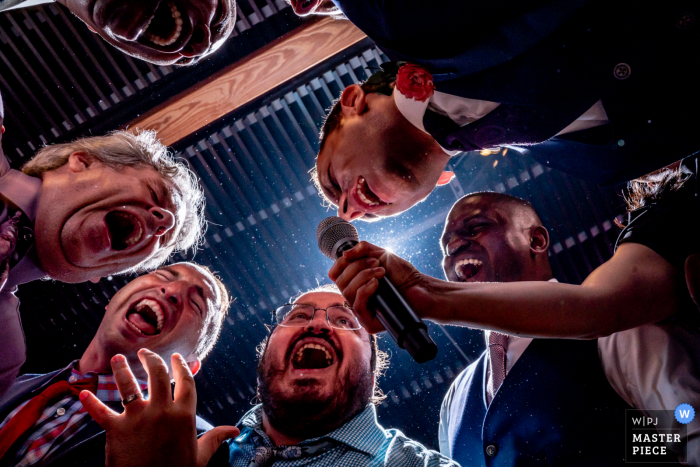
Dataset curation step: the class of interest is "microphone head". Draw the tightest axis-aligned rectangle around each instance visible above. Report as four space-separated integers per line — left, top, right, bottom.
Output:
317 216 359 259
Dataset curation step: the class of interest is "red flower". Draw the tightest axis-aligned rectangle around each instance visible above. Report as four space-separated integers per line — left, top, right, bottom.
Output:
396 64 435 102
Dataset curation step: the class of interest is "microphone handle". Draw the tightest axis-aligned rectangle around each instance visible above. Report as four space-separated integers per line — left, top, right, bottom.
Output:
335 240 437 363
369 277 438 364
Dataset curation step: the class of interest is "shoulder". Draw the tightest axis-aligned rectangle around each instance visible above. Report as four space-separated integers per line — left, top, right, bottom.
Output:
383 429 461 466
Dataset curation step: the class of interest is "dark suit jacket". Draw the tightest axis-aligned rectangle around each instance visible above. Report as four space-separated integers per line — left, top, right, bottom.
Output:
0 364 213 467
333 0 700 184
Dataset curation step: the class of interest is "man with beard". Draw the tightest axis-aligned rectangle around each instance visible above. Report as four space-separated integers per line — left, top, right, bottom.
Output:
80 285 460 467
0 0 236 66
0 90 206 399
0 262 231 466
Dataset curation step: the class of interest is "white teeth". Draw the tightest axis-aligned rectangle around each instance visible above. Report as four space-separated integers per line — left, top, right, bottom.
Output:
357 177 380 206
294 343 333 363
454 258 483 279
123 221 143 247
135 298 164 332
146 2 183 47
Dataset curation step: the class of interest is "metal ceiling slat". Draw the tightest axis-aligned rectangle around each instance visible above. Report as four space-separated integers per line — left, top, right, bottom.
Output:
38 9 112 106
19 10 94 120
4 13 82 118
0 22 69 130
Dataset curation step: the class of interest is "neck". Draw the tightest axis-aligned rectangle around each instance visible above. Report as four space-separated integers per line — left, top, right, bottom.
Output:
261 410 305 446
77 340 112 375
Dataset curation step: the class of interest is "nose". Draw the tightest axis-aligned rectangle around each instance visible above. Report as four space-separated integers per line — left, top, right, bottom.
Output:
149 207 176 237
160 284 182 309
304 311 332 334
182 25 211 57
446 236 469 257
337 192 364 222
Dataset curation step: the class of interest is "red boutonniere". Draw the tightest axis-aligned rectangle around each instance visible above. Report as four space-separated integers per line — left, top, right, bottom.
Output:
396 63 435 102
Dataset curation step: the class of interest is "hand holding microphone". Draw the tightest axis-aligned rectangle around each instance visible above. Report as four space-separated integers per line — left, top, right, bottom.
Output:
319 217 438 363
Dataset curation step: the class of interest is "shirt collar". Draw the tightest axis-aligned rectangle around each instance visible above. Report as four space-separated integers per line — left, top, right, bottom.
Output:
0 168 42 222
239 404 387 457
393 89 461 157
66 360 149 403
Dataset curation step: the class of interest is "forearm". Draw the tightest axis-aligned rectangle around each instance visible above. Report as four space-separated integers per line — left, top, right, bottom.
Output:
422 274 677 339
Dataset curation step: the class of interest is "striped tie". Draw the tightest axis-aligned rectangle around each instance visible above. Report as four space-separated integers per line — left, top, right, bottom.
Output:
486 332 509 406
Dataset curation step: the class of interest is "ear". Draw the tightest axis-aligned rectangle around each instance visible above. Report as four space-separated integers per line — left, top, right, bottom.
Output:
67 152 97 173
530 225 550 255
185 356 201 376
436 171 455 186
339 84 367 117
88 276 101 284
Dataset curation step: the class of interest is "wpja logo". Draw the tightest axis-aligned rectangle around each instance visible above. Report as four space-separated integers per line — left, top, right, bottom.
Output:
625 406 691 463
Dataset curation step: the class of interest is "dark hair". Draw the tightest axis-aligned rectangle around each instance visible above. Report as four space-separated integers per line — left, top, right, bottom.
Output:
457 191 543 223
257 284 389 404
624 169 691 212
310 79 395 208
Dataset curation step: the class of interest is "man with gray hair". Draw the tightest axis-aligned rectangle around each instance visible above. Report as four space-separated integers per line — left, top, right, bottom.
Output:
0 91 206 398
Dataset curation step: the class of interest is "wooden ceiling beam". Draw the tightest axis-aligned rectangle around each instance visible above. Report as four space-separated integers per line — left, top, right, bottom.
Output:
128 17 367 147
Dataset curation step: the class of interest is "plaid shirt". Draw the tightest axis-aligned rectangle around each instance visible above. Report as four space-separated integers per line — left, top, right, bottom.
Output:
0 361 148 466
222 404 460 467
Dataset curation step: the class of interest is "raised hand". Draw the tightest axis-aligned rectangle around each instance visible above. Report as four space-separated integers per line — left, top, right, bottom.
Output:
80 350 239 467
328 241 435 333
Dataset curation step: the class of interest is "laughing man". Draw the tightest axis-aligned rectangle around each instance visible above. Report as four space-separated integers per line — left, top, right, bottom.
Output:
0 262 230 466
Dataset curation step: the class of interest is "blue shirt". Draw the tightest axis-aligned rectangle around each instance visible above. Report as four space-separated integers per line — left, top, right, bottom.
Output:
221 404 460 467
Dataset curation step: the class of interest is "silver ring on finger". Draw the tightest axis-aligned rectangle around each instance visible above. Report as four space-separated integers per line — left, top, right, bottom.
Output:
121 392 143 407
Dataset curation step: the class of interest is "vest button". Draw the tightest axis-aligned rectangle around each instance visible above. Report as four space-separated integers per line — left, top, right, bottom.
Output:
613 63 631 80
485 444 498 457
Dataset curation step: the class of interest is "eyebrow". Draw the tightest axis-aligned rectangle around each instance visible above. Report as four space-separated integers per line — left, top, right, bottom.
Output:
294 302 345 307
162 266 210 312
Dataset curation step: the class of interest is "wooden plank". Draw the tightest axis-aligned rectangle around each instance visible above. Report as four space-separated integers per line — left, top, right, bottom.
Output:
129 17 367 146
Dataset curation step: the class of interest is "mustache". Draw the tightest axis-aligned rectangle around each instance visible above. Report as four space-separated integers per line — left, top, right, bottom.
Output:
285 331 342 363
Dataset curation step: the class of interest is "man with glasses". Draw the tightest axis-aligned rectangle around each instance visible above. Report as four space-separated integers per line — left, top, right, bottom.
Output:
81 284 460 467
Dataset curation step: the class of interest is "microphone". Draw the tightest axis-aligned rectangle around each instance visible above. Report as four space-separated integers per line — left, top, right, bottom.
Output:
317 217 438 363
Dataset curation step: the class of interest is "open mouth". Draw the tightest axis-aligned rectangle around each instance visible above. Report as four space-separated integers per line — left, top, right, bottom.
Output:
292 343 334 370
292 0 318 14
105 211 143 251
355 176 390 208
454 258 483 281
143 2 184 47
126 298 165 336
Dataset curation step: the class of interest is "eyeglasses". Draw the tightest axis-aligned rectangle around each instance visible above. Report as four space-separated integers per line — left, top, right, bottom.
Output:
273 304 362 330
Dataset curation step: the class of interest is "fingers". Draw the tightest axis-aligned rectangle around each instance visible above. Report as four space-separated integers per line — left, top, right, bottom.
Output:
342 264 385 300
172 353 197 413
80 390 118 430
342 241 384 261
111 355 145 410
196 426 240 467
138 349 172 405
332 257 381 291
328 242 384 282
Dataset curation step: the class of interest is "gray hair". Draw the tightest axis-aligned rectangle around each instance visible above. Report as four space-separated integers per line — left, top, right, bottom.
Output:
22 129 206 271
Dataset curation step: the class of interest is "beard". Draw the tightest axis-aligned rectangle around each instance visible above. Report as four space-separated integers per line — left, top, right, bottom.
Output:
256 343 374 440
